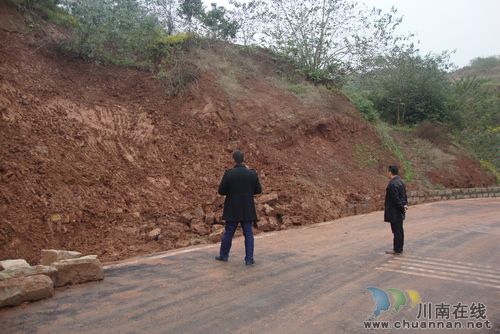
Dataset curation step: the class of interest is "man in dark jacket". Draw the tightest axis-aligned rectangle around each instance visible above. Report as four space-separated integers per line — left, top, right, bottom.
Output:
384 165 408 255
216 150 262 265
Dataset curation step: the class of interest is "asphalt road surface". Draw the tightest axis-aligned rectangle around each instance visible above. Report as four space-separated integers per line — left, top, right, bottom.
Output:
1 198 499 334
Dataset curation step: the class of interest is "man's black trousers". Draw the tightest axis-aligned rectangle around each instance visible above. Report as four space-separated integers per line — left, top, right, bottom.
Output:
390 220 404 253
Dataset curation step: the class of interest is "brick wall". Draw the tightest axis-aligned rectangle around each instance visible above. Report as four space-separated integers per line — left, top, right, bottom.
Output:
407 187 500 205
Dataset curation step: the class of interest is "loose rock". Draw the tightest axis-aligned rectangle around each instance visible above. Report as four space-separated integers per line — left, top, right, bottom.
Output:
204 212 215 225
0 259 31 271
257 192 279 205
147 228 162 241
0 265 57 284
179 211 193 225
263 204 275 216
258 217 279 232
175 239 190 248
0 275 54 307
52 255 104 287
40 249 82 266
209 226 224 243
274 204 286 216
193 205 204 220
190 219 211 236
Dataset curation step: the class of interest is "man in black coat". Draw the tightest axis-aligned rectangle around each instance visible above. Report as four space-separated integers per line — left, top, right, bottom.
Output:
216 150 262 265
384 165 408 255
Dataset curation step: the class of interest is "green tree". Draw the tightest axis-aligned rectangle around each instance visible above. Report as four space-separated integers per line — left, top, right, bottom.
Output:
202 3 239 40
260 0 409 84
229 0 265 46
144 0 181 35
61 0 164 66
361 46 455 125
452 76 500 168
469 56 500 69
179 0 204 29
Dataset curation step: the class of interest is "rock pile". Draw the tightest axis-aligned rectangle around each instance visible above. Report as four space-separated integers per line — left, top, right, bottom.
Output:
187 192 301 239
0 250 104 308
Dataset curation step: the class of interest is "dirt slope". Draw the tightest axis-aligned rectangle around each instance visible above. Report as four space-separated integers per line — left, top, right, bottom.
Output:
0 3 495 263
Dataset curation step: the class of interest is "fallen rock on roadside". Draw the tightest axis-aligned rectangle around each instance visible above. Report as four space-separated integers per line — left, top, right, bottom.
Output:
0 251 105 308
190 219 211 236
40 249 82 266
0 265 57 284
52 255 104 287
0 259 31 271
258 216 279 232
0 275 54 307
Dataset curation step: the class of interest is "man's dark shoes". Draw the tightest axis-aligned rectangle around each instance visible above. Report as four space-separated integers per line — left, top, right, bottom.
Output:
215 256 228 262
385 250 403 255
245 259 255 266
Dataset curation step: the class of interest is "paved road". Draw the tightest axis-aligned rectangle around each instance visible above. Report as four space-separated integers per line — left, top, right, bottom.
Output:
1 198 499 333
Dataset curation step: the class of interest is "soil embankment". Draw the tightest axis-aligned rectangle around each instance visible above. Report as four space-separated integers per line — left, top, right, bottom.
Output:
0 2 494 263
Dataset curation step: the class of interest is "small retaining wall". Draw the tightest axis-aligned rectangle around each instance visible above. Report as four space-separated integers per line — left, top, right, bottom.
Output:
408 186 500 205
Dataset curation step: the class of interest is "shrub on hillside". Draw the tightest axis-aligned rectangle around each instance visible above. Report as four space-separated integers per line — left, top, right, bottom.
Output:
342 87 379 122
480 160 500 185
9 0 78 27
470 56 500 69
156 61 200 96
288 84 306 96
374 121 414 183
149 32 193 64
415 120 450 145
452 77 500 170
59 0 171 67
365 49 456 125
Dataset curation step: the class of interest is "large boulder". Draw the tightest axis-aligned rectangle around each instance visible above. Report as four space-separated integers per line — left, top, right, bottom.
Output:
52 255 104 287
0 259 31 271
0 265 57 284
0 275 54 307
40 249 82 266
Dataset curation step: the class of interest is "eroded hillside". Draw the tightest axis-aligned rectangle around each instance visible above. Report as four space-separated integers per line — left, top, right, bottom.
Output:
0 2 495 263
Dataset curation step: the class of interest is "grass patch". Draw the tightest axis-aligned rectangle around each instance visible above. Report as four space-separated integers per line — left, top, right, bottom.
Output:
342 87 378 122
480 160 500 185
433 183 446 190
353 144 378 168
40 5 78 27
8 0 78 27
288 84 306 96
374 121 414 183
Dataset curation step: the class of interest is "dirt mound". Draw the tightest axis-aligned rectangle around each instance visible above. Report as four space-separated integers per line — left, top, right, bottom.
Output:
0 4 495 263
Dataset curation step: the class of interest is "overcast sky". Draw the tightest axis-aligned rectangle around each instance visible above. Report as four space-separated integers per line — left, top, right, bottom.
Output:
203 0 500 67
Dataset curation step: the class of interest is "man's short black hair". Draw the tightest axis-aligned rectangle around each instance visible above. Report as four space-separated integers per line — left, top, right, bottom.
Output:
388 165 399 175
233 150 244 163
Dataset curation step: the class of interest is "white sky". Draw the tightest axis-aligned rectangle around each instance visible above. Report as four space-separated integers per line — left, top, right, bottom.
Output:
203 0 500 67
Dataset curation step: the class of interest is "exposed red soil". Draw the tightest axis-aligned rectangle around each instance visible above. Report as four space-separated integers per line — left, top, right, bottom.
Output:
426 155 494 188
0 3 495 263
